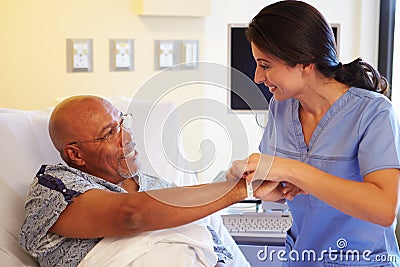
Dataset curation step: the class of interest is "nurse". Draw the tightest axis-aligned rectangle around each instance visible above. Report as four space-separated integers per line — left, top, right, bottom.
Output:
227 1 400 266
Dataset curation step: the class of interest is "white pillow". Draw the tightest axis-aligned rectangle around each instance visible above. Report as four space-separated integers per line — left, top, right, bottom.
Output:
0 109 61 266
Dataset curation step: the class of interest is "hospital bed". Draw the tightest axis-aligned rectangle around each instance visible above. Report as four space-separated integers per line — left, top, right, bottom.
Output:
0 96 247 266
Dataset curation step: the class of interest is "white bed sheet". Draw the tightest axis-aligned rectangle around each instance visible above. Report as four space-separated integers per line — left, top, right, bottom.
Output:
79 214 250 267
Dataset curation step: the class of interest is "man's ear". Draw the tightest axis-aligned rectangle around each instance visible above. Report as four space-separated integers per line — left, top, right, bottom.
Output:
64 145 85 167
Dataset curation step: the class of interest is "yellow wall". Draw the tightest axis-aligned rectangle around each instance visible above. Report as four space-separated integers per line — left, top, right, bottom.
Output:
0 0 205 109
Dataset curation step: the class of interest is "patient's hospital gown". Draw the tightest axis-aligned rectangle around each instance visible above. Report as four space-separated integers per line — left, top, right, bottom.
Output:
19 164 237 267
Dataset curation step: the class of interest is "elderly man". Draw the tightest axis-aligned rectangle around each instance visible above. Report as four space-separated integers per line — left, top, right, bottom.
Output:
19 95 279 266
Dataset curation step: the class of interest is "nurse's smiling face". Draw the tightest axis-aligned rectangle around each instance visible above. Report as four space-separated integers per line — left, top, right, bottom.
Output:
251 42 306 101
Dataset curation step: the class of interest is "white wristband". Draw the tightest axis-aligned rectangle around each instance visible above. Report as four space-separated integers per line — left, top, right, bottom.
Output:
246 181 254 199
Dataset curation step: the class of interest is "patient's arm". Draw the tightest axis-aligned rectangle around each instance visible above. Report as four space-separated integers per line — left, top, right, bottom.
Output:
49 179 251 238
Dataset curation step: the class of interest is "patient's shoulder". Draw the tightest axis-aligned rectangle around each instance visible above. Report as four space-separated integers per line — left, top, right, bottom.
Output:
28 164 125 201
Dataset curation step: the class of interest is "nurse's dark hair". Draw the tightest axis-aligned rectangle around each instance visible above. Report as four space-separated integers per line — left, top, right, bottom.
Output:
246 0 389 97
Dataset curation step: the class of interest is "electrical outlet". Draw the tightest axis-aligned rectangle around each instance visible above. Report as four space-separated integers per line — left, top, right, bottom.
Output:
110 39 134 71
66 39 93 72
159 41 174 68
155 40 180 69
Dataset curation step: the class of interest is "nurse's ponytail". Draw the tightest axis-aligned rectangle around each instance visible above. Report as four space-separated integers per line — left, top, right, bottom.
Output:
333 58 390 97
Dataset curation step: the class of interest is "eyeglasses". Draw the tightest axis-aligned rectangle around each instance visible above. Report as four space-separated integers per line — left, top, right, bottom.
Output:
67 113 133 145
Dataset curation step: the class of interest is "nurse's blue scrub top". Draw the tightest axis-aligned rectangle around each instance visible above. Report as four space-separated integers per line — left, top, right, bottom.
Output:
259 87 400 266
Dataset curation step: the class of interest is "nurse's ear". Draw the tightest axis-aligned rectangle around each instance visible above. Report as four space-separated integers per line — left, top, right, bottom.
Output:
299 63 315 76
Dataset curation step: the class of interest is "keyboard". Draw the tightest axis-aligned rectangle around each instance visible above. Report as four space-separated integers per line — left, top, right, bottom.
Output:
222 212 292 242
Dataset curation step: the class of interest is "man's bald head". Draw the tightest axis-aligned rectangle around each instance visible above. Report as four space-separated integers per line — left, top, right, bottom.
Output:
49 95 117 153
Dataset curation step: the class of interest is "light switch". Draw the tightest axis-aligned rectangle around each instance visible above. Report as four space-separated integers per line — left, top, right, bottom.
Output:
182 40 199 68
66 39 93 73
110 39 134 71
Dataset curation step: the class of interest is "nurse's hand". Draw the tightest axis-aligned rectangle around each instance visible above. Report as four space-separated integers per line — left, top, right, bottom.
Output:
282 182 307 200
227 153 307 200
227 153 274 181
252 180 306 202
252 180 284 202
227 153 295 182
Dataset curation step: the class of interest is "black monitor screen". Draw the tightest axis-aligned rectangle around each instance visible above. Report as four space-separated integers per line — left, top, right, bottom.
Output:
229 25 272 111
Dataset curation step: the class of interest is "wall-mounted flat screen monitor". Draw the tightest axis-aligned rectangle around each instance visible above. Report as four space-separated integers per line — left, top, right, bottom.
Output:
228 24 272 112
